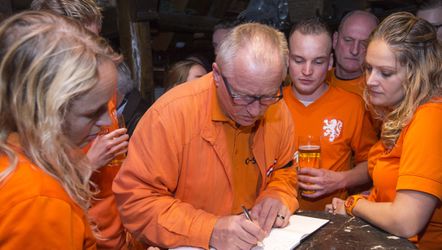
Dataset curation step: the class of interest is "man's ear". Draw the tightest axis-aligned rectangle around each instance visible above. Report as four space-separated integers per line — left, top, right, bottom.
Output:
328 53 334 71
332 31 338 49
212 62 220 87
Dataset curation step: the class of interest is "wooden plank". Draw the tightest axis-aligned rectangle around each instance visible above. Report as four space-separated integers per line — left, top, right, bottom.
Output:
116 0 155 105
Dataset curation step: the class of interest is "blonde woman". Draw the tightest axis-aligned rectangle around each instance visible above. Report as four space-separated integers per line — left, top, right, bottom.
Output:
0 11 122 249
327 12 442 249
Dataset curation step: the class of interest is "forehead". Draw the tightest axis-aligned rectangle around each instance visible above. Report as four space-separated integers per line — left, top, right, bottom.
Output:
341 14 377 39
366 39 397 65
290 31 332 55
417 6 442 23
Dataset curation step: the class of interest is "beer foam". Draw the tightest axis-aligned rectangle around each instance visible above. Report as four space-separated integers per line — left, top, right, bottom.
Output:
299 145 320 150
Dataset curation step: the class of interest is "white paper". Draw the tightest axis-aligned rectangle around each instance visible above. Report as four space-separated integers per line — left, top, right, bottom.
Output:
252 214 329 250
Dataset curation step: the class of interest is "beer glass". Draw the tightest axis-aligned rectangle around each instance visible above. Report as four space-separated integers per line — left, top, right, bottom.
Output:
298 135 321 194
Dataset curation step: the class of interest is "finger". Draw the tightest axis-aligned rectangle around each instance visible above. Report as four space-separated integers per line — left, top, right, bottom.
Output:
109 141 129 154
298 182 322 191
240 219 266 243
325 204 334 213
262 205 278 233
109 128 128 136
297 167 320 175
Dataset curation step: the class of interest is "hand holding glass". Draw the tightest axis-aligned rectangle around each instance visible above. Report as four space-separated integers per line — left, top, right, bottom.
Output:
298 135 321 195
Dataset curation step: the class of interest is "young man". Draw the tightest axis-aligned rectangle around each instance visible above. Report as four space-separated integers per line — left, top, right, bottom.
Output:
114 23 298 249
283 17 377 211
327 10 378 96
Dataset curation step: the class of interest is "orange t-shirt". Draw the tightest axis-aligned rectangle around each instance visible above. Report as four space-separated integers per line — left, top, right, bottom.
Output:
0 134 96 249
283 85 377 211
367 100 442 249
326 68 365 97
113 73 298 249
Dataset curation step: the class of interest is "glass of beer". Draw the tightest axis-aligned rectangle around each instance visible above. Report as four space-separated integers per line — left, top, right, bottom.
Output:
298 135 321 194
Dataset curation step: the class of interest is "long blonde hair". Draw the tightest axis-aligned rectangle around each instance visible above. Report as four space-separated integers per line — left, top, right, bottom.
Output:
0 11 121 210
364 12 442 149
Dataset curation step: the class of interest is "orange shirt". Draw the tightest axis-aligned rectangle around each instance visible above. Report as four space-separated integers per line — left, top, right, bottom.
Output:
283 85 377 211
367 100 442 249
326 68 365 96
0 134 96 249
113 73 298 249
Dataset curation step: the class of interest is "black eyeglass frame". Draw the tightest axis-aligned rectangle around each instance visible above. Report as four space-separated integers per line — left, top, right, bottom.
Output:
220 74 283 106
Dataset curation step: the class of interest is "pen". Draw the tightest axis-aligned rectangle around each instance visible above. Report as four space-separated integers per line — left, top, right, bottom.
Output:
241 205 264 248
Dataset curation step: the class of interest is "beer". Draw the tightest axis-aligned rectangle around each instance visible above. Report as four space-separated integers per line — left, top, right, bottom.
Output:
298 145 321 168
298 135 321 195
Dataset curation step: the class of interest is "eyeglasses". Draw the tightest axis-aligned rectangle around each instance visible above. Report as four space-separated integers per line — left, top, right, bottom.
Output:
221 74 283 106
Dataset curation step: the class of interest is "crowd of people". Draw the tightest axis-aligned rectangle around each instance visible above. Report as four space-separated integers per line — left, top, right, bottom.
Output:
0 0 441 249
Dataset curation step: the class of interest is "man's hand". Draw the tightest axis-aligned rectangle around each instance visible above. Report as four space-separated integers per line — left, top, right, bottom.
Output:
86 128 129 170
250 197 291 234
297 167 344 198
210 214 266 250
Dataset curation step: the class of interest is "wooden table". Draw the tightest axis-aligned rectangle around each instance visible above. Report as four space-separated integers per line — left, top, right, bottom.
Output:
295 210 417 249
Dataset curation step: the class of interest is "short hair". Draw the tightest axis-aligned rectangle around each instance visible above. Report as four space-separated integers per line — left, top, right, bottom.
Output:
289 17 332 43
0 11 121 210
30 0 102 27
163 58 206 91
117 61 136 96
418 0 442 11
364 12 442 149
338 10 379 32
216 22 288 78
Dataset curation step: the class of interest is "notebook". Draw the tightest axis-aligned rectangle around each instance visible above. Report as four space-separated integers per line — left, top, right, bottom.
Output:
251 214 329 250
170 214 328 250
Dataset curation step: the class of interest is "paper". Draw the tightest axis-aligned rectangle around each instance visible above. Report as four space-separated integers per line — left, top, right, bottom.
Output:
170 215 328 250
252 214 329 250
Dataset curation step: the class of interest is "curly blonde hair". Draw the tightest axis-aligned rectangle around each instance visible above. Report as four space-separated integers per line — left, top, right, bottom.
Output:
364 12 442 150
0 11 121 210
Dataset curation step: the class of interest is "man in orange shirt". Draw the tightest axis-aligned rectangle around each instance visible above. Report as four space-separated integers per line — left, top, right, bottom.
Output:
113 23 298 249
283 18 377 211
326 10 378 96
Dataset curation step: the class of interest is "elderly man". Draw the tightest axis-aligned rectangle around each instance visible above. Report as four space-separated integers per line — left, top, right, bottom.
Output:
283 17 377 211
327 10 378 96
417 0 442 41
113 23 298 249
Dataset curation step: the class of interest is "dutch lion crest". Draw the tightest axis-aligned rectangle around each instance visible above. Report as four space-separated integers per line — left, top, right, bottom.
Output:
323 119 342 142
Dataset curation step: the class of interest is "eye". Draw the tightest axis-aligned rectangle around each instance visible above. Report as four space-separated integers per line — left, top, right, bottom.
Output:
314 59 325 65
365 65 372 73
381 71 394 78
86 105 108 120
344 37 353 42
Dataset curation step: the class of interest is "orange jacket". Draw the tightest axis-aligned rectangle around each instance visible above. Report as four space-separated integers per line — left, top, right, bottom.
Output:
113 73 298 249
326 68 365 97
368 100 442 249
283 85 377 210
0 134 96 249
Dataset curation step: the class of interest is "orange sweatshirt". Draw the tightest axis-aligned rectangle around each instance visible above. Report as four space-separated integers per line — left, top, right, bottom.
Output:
0 134 96 249
367 100 442 249
113 73 298 249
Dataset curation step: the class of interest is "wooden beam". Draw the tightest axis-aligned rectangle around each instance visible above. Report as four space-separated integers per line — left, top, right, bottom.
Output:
116 0 155 105
157 13 219 33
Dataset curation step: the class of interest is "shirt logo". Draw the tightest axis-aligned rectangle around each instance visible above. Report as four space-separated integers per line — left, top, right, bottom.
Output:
323 119 342 142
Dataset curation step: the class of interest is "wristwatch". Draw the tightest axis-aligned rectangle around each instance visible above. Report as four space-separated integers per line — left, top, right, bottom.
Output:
344 194 365 216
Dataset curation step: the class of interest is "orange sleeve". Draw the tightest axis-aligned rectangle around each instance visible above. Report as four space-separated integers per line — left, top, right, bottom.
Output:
0 196 96 250
113 109 218 249
397 104 442 199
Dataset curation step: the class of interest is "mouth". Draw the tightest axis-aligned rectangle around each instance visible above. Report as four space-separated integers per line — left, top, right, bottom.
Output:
298 78 314 84
368 89 383 95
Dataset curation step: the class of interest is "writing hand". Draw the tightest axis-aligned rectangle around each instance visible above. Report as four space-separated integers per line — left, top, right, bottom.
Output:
251 197 290 234
210 214 266 250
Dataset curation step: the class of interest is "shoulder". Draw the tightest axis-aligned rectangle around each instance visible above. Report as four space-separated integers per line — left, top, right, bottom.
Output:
0 154 82 215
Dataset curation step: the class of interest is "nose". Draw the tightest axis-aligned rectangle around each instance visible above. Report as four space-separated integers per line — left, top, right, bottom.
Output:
302 62 313 76
97 110 113 127
350 41 360 56
365 70 377 87
246 99 263 117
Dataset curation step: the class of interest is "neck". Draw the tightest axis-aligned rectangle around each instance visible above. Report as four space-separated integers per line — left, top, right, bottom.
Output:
335 67 362 80
292 83 329 104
